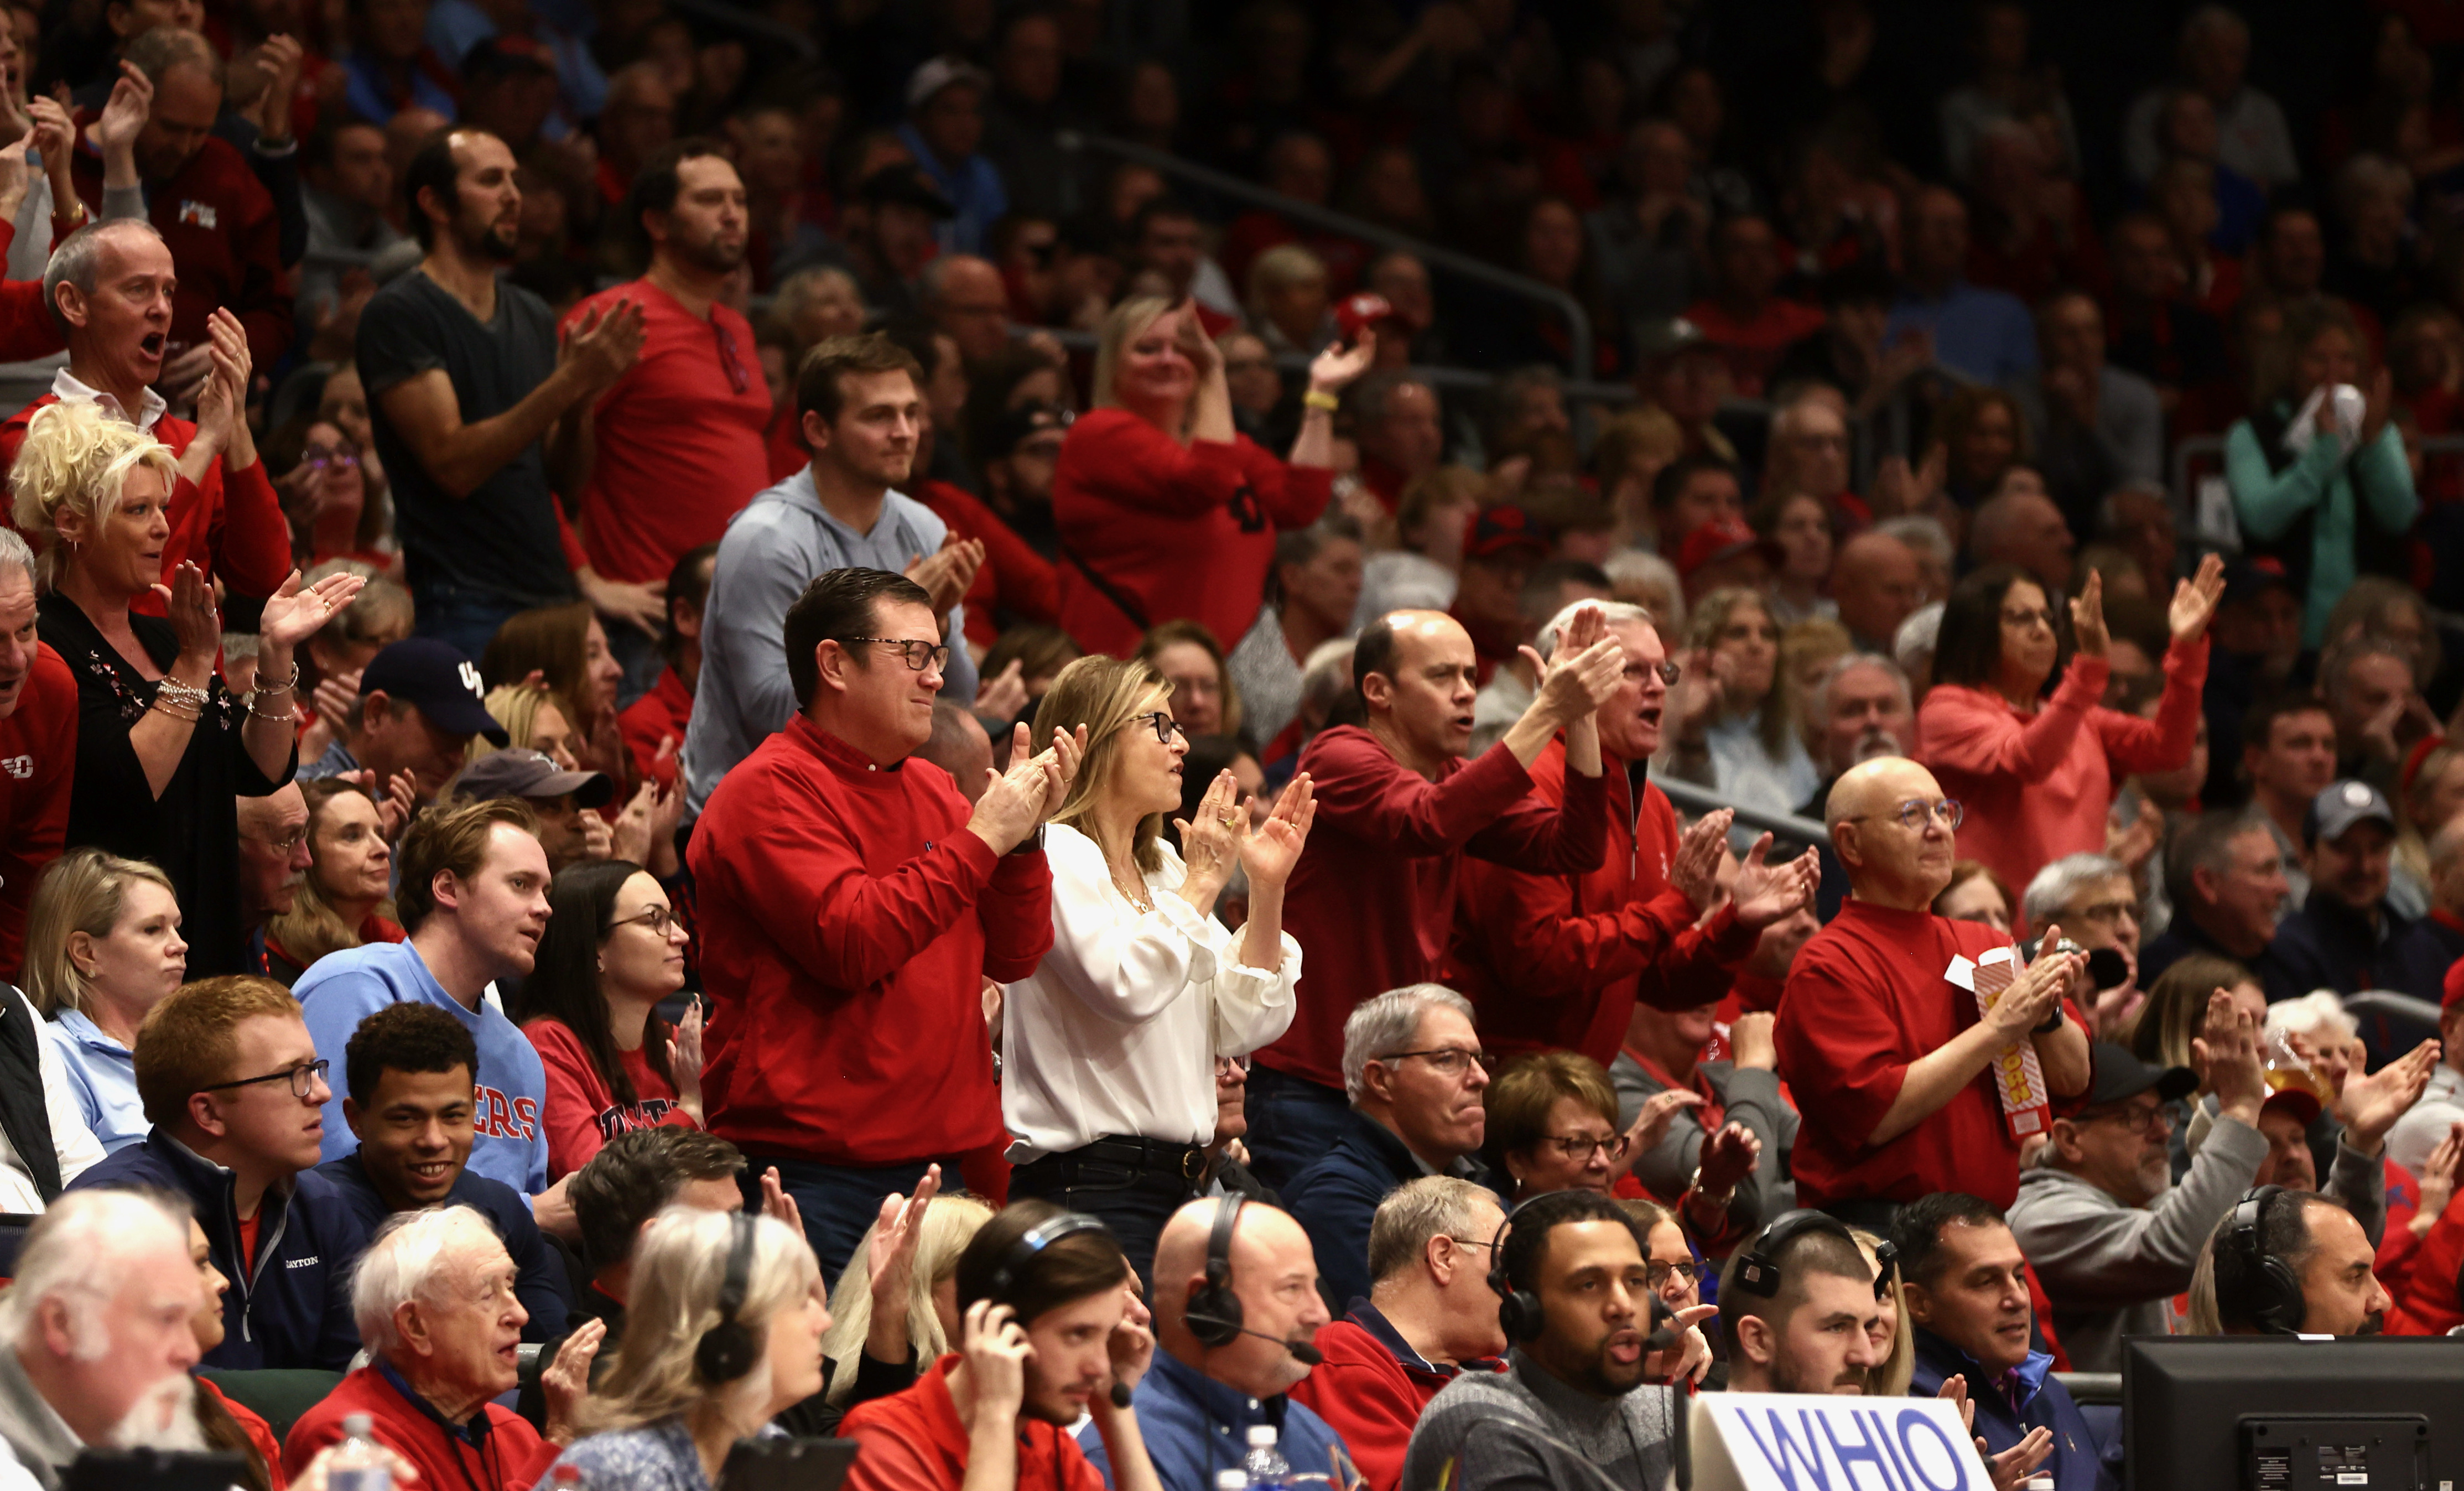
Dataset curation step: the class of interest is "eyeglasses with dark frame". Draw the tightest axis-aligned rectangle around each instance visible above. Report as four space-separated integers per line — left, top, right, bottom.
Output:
609 905 684 938
1623 660 1682 686
1373 1047 1494 1077
199 1058 330 1100
1646 1260 1703 1289
1129 710 1189 745
1843 797 1964 832
1536 1132 1621 1161
840 637 954 672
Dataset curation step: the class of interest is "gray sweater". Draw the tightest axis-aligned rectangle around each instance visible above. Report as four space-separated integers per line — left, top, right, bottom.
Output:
1400 1349 1676 1491
1610 1055 1798 1232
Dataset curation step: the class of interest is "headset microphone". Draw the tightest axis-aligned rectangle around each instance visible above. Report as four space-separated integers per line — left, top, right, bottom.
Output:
1186 1310 1325 1366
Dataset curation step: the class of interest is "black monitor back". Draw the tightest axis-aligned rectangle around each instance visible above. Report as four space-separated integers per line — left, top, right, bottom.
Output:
2123 1336 2464 1490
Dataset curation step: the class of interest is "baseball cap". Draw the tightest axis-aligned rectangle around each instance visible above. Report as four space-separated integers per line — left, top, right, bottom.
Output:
1463 505 1551 563
2221 556 2292 606
857 164 957 220
360 640 508 746
987 401 1073 461
2081 1042 2197 1109
1673 516 1774 581
906 55 990 111
2445 957 2464 1012
2260 1083 2323 1126
1334 292 1393 343
2305 779 2395 846
453 748 616 809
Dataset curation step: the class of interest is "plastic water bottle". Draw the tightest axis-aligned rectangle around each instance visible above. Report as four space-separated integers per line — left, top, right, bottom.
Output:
1241 1425 1290 1488
324 1414 392 1491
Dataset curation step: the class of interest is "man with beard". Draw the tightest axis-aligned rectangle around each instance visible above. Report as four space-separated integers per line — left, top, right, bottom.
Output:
1401 1189 1709 1491
564 139 773 694
0 1190 211 1485
1718 1211 1885 1396
1452 600 1819 1068
357 126 645 663
2206 1187 2394 1337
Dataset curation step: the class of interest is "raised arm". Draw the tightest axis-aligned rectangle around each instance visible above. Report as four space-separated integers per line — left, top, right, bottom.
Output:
375 297 641 500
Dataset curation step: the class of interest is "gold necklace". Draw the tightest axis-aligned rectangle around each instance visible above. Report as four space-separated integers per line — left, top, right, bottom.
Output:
1109 861 1155 913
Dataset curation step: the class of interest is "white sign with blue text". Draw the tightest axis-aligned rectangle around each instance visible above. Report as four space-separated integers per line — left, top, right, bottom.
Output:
1688 1393 1997 1491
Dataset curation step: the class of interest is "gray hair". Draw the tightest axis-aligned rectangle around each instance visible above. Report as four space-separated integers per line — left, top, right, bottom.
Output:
1805 651 1910 729
1604 550 1683 635
0 1189 190 1356
1875 515 1952 565
1295 637 1355 734
2320 631 2418 706
1536 599 1652 662
0 528 33 591
772 265 862 326
2165 808 2276 910
42 220 168 337
1366 1176 1499 1284
352 1205 506 1357
1341 983 1475 1105
125 25 223 87
2022 853 2128 932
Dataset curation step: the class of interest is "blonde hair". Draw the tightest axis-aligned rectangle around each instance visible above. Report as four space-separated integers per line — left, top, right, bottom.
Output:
816 1194 993 1405
1848 1228 1916 1396
1035 656 1174 875
22 848 178 1018
1092 295 1177 415
8 401 179 587
582 1208 822 1432
1246 242 1329 318
464 682 570 765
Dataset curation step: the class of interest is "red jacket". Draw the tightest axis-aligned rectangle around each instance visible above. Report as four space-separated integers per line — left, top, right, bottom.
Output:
283 1364 560 1491
1260 726 1609 1091
2 395 294 603
841 1353 1105 1491
617 666 690 790
200 1376 285 1489
1285 1312 1504 1491
71 129 292 369
0 644 74 984
0 221 66 362
1451 744 1756 1066
2390 1189 2464 1336
687 714 1051 1164
912 478 1059 648
1052 409 1330 657
1915 641 2206 921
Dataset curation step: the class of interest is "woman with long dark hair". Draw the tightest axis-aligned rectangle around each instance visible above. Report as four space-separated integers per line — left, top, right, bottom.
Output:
1915 557 2223 915
514 859 703 1181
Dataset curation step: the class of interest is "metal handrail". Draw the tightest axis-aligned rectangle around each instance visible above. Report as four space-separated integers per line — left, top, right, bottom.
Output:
1652 775 1828 846
1026 326 1636 406
2054 1371 2121 1406
1056 129 1595 381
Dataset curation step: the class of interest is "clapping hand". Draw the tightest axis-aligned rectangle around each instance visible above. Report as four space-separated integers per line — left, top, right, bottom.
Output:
1172 768 1246 898
154 562 220 669
2413 1124 2464 1238
539 1317 606 1445
2339 1038 2440 1154
1612 1089 1702 1171
2068 570 2110 657
665 995 704 1124
2167 553 2227 646
257 567 369 651
867 1163 942 1313
1308 329 1376 394
1729 833 1819 931
1694 1121 1763 1196
757 1166 802 1234
1982 927 2080 1044
1937 1377 2055 1491
1527 604 1624 726
1240 773 1315 889
1669 808 1731 912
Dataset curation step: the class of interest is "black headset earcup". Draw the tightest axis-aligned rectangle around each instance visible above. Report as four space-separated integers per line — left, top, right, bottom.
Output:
695 1319 757 1383
1186 1281 1244 1347
1496 1287 1545 1343
2258 1258 2307 1334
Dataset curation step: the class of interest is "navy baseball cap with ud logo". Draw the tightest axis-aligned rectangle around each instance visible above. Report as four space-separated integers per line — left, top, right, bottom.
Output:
359 640 508 746
2305 778 2395 846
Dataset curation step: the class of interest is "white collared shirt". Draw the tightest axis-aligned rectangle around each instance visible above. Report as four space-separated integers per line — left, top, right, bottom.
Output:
1002 823 1301 1160
50 365 169 432
0 989 105 1211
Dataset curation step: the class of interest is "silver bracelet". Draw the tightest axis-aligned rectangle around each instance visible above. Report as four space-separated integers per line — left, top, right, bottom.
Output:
251 660 301 696
154 678 210 715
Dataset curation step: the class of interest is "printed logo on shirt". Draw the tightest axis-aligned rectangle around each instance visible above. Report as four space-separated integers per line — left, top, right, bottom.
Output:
592 1098 677 1142
474 1086 540 1142
1228 481 1265 534
0 756 29 780
286 1255 320 1268
176 200 218 230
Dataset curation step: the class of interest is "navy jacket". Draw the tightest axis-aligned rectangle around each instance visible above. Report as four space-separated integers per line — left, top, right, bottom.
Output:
315 1150 571 1343
2267 896 2411 1004
2375 912 2463 1004
1283 1109 1495 1311
1910 1327 2114 1491
69 1131 365 1370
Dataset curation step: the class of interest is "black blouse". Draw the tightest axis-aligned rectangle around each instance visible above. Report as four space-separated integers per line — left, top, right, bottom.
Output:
38 592 293 978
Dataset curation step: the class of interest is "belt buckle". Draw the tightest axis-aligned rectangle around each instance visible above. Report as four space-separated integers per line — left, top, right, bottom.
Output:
1182 1146 1209 1184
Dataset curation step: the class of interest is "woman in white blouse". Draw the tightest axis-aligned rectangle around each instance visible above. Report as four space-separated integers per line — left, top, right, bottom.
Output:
1004 654 1314 1284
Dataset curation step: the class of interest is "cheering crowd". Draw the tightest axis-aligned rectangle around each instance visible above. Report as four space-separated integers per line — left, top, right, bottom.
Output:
0 0 2462 1488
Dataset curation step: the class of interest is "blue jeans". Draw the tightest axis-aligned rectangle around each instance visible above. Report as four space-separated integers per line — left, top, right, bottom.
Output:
1008 1149 1198 1297
741 1153 958 1290
1242 1067 1355 1191
414 584 528 667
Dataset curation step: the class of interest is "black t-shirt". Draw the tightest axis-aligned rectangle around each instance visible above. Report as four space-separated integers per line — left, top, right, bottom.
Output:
356 268 576 607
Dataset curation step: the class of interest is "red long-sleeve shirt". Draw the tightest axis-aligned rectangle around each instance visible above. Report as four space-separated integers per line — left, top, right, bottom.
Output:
0 222 66 363
1451 742 1757 1066
1776 898 2078 1211
283 1365 561 1491
1286 1317 1503 1491
2390 1191 2464 1336
913 478 1059 648
0 645 74 983
522 1016 697 1182
687 713 1051 1164
70 130 292 370
1259 725 1610 1092
1052 408 1330 657
617 666 690 790
1915 640 2206 919
1 395 294 602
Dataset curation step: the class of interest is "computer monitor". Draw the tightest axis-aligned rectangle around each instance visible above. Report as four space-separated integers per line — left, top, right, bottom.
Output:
2123 1336 2464 1490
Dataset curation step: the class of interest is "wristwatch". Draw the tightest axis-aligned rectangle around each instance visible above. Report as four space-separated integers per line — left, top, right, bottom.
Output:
1006 825 1045 856
2033 1003 2067 1035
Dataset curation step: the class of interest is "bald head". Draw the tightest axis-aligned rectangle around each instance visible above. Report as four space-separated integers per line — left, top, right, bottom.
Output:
1969 490 2075 591
1355 609 1482 768
1827 756 1959 908
922 253 1011 363
1152 1198 1329 1400
1834 533 1922 647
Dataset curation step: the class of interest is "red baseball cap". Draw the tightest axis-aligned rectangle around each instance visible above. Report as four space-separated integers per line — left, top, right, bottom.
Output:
1674 516 1774 580
1335 292 1394 343
2444 957 2464 1012
1464 505 1551 562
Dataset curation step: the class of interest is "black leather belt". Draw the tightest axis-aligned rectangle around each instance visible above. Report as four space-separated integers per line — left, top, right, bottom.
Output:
1029 1135 1212 1185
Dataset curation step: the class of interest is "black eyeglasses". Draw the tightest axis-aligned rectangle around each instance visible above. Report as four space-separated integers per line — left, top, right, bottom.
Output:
1646 1260 1703 1289
1374 1047 1494 1077
199 1058 329 1100
841 637 953 672
1844 797 1964 832
610 906 683 937
1130 710 1189 745
1537 1133 1620 1161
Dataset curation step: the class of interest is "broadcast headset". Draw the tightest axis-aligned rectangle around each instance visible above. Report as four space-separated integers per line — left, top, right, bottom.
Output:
1184 1193 1324 1365
696 1210 764 1383
1483 1193 1683 1345
1732 1209 1896 1302
989 1208 1140 1407
2221 1185 2307 1335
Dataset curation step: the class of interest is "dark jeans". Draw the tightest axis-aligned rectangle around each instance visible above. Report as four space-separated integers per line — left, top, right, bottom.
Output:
1243 1067 1355 1191
414 583 528 666
1008 1147 1200 1296
741 1153 958 1290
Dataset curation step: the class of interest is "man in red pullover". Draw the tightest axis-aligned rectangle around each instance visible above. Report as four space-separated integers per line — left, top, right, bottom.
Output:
0 529 72 984
3 220 290 605
1287 1176 1507 1491
1244 605 1625 1187
688 566 1078 1282
1450 600 1820 1067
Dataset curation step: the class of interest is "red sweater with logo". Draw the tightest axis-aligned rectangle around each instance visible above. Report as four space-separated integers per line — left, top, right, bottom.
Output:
1260 726 1609 1090
1052 409 1330 657
0 645 74 983
688 714 1051 1163
1451 741 1756 1066
523 1015 698 1182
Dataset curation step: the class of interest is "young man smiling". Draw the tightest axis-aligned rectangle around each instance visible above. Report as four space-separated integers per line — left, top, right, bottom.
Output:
316 1002 570 1341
